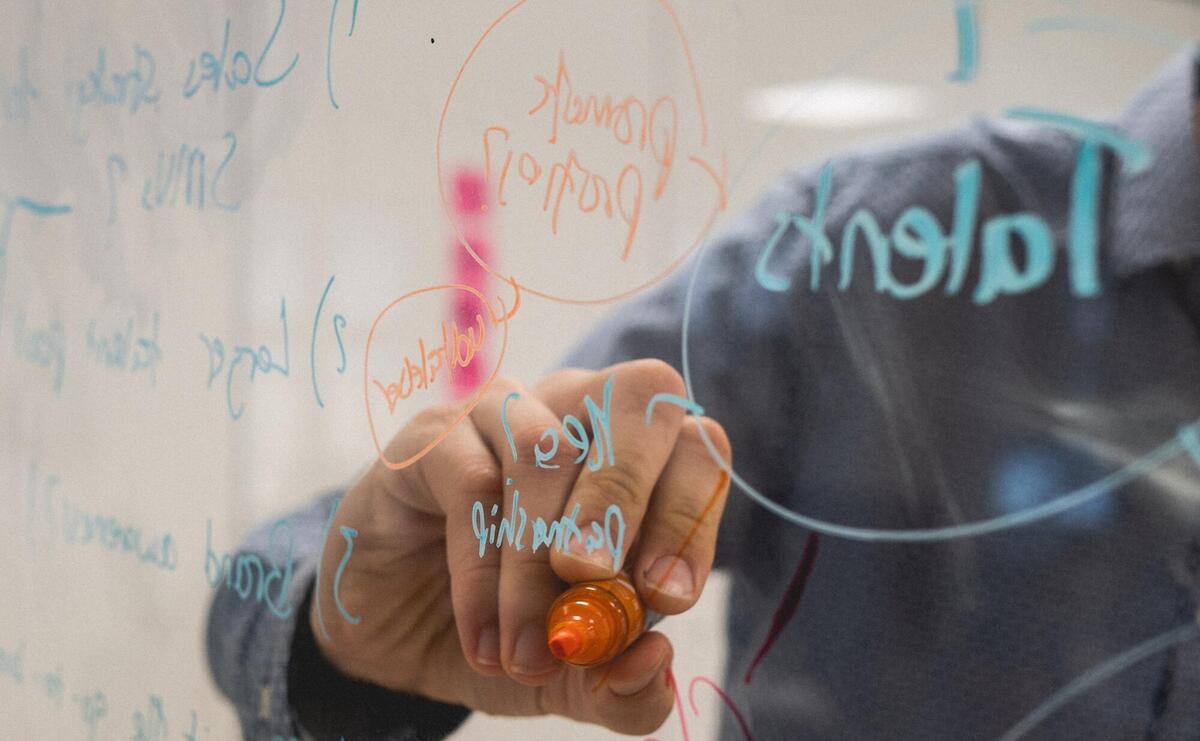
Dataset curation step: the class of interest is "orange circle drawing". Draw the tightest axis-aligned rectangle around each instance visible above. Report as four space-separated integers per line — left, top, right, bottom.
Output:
436 0 726 305
363 283 511 470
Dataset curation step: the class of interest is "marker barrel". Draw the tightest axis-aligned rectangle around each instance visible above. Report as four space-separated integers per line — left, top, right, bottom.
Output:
545 574 647 667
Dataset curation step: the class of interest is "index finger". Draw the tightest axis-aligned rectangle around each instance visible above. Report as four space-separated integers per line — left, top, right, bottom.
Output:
546 359 688 583
631 415 731 614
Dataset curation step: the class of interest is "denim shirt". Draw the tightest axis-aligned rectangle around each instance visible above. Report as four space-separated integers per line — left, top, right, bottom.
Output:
209 46 1200 740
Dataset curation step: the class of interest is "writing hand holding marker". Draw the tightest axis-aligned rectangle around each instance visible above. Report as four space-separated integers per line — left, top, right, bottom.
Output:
311 359 731 735
545 463 729 668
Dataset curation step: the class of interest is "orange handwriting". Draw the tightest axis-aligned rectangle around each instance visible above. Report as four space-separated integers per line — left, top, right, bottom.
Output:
371 314 486 413
478 50 682 262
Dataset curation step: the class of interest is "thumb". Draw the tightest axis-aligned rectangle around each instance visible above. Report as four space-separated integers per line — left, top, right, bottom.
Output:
574 632 677 736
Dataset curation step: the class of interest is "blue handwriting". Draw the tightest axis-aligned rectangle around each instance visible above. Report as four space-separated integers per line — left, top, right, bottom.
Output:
41 666 64 709
69 45 160 142
472 479 626 570
131 694 167 741
141 131 240 212
85 307 162 386
72 690 108 741
105 154 127 224
0 641 24 685
0 639 205 737
129 694 208 741
205 519 295 619
22 464 176 577
326 0 361 109
0 194 71 336
58 494 178 571
949 0 979 82
183 0 297 98
199 297 291 421
333 525 361 625
310 274 348 408
755 112 1149 304
3 46 39 123
22 459 59 557
11 309 66 395
309 492 400 640
500 374 615 470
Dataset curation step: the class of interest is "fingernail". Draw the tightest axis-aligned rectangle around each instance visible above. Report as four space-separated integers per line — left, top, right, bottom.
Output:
610 647 670 697
512 623 556 677
564 543 617 573
645 556 694 599
476 624 500 667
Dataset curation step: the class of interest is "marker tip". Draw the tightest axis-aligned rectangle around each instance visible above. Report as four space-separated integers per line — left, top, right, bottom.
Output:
549 626 582 660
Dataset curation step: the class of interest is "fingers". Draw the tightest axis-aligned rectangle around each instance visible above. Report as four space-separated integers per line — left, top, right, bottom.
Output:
589 631 675 735
531 367 594 413
633 416 731 614
471 379 584 685
540 362 732 615
549 359 689 583
399 408 507 677
549 631 676 736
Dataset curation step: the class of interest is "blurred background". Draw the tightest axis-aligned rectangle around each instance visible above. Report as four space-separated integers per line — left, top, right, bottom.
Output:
1 1 1197 738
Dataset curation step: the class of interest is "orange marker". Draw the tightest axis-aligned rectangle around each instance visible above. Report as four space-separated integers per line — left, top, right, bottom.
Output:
546 573 654 667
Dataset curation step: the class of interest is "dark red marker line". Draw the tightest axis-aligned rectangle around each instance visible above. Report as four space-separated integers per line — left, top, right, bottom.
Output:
743 530 820 684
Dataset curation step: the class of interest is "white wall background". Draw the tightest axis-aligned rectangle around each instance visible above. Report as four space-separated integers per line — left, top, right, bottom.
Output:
1 1 1197 739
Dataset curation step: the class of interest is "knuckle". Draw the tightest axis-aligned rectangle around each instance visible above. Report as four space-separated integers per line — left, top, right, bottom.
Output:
535 434 580 469
539 367 590 389
623 358 685 398
509 423 551 457
409 404 458 434
453 556 500 583
390 404 461 469
585 463 647 515
602 694 674 735
455 460 502 498
487 375 526 399
655 496 716 541
679 415 732 461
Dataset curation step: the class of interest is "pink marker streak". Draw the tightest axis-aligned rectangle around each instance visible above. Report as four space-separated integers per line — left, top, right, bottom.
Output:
449 169 492 399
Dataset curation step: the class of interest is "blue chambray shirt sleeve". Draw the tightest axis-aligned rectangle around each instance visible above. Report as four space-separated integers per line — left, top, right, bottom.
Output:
206 492 339 741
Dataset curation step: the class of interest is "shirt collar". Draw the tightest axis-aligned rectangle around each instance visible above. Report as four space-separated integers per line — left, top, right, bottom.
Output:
1108 44 1200 277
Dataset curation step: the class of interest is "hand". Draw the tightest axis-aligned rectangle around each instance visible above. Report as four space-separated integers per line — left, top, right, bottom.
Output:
310 359 731 735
